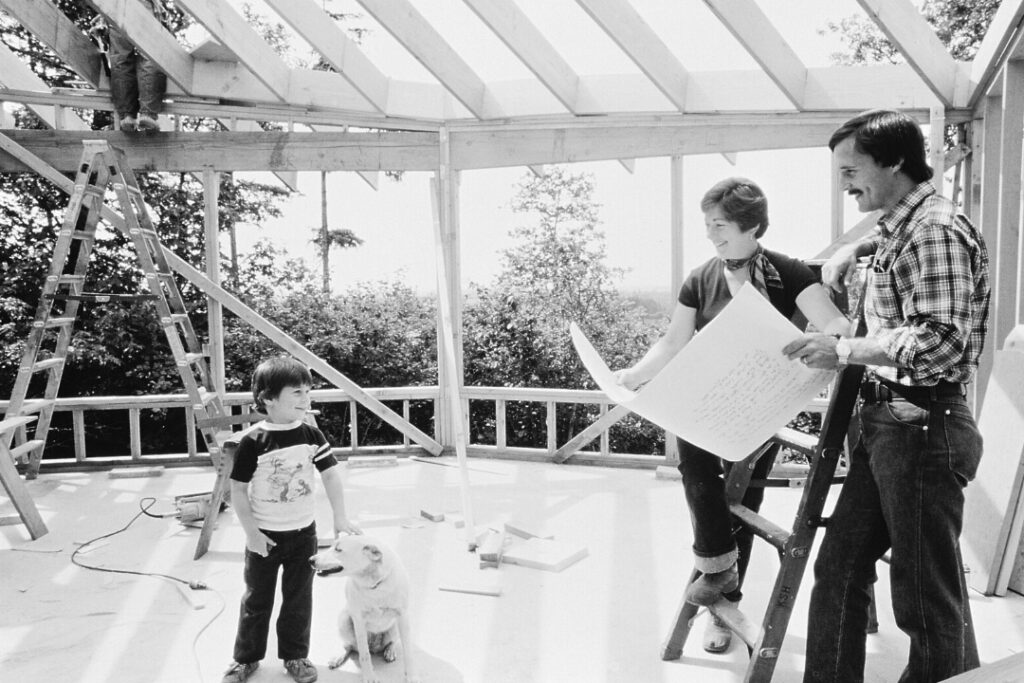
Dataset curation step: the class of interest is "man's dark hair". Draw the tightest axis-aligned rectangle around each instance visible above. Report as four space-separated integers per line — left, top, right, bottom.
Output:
828 109 933 183
700 177 770 238
251 355 313 411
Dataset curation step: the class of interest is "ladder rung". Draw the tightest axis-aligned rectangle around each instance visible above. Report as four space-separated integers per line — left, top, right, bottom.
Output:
170 314 190 325
193 389 217 409
44 317 76 329
32 358 65 373
9 439 45 461
0 415 37 435
71 230 95 242
55 274 86 286
709 600 761 650
771 427 819 458
729 503 791 552
182 352 206 365
45 293 158 303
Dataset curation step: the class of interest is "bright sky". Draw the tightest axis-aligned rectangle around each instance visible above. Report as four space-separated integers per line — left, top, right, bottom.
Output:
229 1 874 299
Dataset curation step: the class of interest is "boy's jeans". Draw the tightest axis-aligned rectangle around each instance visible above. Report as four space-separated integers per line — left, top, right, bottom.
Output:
804 395 981 683
233 523 317 664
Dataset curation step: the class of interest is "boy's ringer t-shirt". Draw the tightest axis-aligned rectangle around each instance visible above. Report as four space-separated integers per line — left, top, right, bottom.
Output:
229 420 338 531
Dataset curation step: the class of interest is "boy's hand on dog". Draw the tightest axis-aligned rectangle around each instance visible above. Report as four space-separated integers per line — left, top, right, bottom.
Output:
336 520 363 536
245 531 276 556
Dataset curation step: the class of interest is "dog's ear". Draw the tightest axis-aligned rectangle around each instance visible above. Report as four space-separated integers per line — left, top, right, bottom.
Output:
362 544 384 563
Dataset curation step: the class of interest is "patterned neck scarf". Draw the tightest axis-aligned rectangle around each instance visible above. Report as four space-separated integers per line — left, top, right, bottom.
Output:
722 245 783 299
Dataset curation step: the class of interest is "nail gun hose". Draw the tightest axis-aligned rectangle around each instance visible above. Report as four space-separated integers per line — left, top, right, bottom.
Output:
71 497 207 589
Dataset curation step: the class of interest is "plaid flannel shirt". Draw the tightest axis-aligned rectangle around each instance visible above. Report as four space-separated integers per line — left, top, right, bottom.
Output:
863 182 990 386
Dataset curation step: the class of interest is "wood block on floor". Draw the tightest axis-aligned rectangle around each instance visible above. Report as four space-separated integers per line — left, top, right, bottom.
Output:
108 466 164 478
346 455 398 468
477 528 508 567
503 520 553 540
438 574 503 597
421 508 445 522
502 537 588 572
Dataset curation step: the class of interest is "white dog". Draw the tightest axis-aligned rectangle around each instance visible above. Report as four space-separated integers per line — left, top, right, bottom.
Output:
310 535 419 683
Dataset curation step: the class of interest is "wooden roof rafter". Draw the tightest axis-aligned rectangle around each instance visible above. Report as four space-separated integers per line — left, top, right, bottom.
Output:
854 0 961 108
262 0 390 114
703 0 808 109
3 0 104 88
576 0 688 112
355 0 492 119
173 0 291 100
464 0 581 114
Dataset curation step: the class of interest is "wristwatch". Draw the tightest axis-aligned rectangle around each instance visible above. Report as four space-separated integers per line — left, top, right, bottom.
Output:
835 337 852 368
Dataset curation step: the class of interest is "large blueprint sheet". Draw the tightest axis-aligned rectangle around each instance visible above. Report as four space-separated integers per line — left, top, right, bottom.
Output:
571 283 834 461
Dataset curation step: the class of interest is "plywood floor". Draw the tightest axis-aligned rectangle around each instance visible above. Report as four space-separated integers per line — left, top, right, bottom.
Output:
3 458 1024 683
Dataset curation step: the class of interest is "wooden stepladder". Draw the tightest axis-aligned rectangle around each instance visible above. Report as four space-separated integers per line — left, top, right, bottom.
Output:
660 362 865 682
2 140 233 555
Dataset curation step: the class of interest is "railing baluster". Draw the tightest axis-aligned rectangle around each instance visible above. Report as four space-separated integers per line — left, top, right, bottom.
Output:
546 401 556 453
73 409 86 462
496 399 506 452
600 402 610 457
129 408 141 460
349 400 358 452
402 400 410 448
186 408 197 458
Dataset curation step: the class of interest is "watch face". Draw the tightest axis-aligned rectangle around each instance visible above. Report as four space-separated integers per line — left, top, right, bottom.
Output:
837 340 851 359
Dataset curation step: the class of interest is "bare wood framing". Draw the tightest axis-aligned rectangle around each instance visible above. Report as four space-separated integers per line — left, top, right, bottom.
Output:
704 0 807 108
2 0 104 88
0 131 442 456
856 0 960 108
577 0 688 111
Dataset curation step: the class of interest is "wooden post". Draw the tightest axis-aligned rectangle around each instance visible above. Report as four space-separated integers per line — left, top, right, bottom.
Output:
433 127 464 449
996 64 1024 356
664 155 684 468
975 95 1002 409
831 144 845 242
203 168 225 395
430 126 476 547
929 105 945 196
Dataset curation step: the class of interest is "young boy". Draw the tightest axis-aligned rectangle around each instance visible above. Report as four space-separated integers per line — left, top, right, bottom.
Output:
222 355 360 683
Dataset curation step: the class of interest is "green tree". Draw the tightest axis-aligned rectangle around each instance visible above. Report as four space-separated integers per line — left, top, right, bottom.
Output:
464 168 663 453
823 0 999 65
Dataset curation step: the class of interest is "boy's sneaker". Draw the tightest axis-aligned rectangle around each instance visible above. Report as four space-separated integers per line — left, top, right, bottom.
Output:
119 115 137 133
136 113 160 132
221 661 258 683
284 658 318 683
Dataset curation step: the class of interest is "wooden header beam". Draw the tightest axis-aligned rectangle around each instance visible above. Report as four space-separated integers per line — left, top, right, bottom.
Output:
0 110 948 173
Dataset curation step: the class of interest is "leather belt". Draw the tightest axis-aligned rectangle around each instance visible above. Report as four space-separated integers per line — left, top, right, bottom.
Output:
860 379 966 405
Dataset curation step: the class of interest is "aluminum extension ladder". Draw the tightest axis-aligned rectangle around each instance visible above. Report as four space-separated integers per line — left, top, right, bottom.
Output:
2 140 233 556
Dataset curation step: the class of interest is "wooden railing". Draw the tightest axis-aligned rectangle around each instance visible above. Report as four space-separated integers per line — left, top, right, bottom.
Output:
1 386 829 472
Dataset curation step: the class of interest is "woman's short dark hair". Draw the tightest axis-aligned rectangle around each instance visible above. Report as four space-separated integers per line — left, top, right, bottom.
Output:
828 109 933 183
251 355 313 411
701 177 769 238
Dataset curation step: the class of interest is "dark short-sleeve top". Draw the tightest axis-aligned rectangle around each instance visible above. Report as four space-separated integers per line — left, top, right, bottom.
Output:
678 249 819 331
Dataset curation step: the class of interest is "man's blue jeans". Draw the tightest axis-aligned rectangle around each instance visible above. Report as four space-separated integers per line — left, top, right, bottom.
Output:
107 0 166 118
804 394 981 683
232 523 317 664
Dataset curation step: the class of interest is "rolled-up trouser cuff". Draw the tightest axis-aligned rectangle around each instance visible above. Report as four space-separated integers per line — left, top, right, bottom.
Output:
694 548 738 574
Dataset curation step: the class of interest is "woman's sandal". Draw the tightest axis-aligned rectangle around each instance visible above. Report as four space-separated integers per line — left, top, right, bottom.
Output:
703 614 732 653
